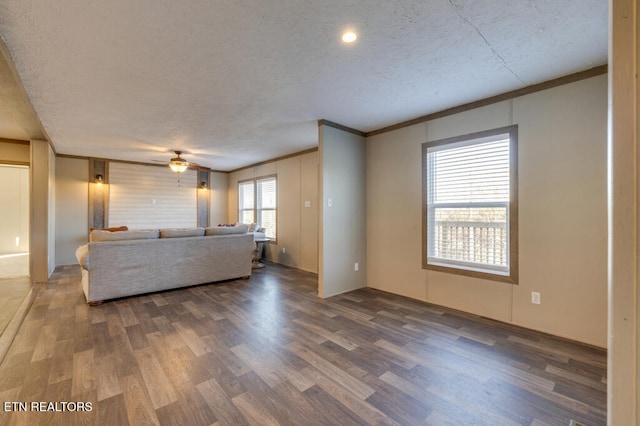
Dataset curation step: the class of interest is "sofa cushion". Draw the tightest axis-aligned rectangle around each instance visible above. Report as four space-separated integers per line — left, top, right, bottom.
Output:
75 244 90 270
90 229 160 242
205 223 249 235
160 227 205 238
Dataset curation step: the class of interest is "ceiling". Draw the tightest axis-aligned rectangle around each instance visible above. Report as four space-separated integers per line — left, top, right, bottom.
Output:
0 1 607 171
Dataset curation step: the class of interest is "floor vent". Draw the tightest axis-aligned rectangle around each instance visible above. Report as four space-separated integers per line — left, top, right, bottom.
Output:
570 420 586 426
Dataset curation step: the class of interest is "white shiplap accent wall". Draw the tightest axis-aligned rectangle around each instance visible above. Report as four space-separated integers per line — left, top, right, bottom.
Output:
108 162 197 229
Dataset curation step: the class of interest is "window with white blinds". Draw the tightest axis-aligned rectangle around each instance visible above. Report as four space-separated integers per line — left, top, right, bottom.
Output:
257 177 276 239
108 162 197 229
422 125 518 283
238 181 255 224
238 175 277 239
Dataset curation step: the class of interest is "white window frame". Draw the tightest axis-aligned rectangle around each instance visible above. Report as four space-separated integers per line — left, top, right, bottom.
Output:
238 175 277 240
422 125 518 284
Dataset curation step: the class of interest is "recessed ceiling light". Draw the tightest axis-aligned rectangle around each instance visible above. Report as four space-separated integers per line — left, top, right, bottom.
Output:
341 31 357 43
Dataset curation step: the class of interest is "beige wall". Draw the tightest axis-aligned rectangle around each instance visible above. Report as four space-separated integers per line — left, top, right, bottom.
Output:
608 0 639 422
47 146 55 275
30 140 54 281
210 171 228 226
228 151 319 273
55 157 88 265
319 125 366 297
367 75 607 347
300 153 318 274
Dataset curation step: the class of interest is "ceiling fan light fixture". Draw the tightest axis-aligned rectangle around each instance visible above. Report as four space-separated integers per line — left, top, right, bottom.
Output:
168 151 189 173
341 30 357 44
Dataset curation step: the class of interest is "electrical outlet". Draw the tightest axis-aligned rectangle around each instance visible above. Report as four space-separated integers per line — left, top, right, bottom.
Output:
282 247 286 254
304 200 311 208
531 292 541 304
327 198 333 207
354 262 359 272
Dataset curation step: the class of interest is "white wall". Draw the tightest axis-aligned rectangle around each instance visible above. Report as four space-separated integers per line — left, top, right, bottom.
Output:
0 165 29 255
367 75 607 347
108 162 197 229
228 151 319 273
55 157 88 265
319 125 366 298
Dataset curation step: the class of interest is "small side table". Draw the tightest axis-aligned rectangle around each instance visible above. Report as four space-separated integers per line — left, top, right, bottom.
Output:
252 238 271 269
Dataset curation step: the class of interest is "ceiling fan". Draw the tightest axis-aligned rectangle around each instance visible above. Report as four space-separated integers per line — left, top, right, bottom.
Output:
152 150 203 173
168 151 189 173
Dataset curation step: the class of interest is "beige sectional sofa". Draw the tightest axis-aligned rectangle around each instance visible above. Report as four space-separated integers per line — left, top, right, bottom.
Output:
76 225 254 304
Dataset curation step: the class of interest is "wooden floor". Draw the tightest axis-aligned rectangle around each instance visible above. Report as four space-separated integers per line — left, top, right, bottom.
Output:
0 263 606 425
0 275 31 336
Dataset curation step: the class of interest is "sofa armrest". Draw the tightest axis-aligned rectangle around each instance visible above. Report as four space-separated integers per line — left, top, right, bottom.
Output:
75 244 90 270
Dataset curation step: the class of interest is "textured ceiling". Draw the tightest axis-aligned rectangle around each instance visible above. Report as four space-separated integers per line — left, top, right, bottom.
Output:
0 0 607 171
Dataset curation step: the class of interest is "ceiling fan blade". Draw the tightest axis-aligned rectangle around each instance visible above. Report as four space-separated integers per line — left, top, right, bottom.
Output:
148 150 208 170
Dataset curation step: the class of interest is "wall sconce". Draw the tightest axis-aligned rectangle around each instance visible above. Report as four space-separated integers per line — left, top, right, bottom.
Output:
200 181 208 189
95 174 104 185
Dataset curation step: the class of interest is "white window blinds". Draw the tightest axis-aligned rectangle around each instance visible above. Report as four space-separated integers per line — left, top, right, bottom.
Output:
426 133 511 274
257 177 276 239
238 181 255 224
238 176 277 239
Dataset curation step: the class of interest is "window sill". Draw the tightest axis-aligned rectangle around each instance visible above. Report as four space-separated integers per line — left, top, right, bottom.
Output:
423 262 518 284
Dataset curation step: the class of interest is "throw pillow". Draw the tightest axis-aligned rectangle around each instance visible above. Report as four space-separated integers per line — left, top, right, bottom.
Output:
89 225 128 232
205 224 249 236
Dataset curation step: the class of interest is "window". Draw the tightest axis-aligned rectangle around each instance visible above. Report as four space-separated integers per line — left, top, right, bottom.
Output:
238 180 255 224
238 175 277 239
422 125 518 283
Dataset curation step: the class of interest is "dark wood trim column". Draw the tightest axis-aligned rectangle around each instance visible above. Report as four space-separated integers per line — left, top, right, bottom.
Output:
197 169 210 228
88 159 108 229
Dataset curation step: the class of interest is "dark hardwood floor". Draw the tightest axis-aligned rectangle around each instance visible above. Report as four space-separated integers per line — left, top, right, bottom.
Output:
0 263 606 425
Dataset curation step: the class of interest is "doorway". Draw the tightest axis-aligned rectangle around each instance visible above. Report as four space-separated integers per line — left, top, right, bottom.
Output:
0 164 30 336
